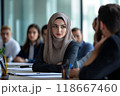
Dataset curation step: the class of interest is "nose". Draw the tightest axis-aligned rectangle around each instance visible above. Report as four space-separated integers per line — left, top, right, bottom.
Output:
58 27 61 32
74 37 78 41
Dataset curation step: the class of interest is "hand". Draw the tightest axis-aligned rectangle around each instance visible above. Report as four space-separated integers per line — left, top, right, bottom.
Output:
83 35 107 67
94 35 107 53
57 62 62 65
14 56 26 63
69 68 80 78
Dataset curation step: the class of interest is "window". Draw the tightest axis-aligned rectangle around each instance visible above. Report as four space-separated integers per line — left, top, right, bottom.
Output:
4 0 81 45
82 0 120 44
2 0 120 45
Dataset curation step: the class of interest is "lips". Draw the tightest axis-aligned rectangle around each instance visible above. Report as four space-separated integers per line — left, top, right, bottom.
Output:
57 33 61 36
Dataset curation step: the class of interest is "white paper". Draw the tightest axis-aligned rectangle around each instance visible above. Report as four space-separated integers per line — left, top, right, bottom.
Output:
7 62 33 66
9 72 62 76
27 75 62 78
7 67 32 71
9 72 62 78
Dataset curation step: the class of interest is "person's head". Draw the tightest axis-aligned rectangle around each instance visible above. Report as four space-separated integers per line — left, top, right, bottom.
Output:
52 17 67 39
92 17 98 46
72 28 83 43
41 24 48 43
23 24 41 52
43 12 74 64
92 17 97 31
26 24 40 44
47 12 73 41
0 26 12 43
96 4 120 41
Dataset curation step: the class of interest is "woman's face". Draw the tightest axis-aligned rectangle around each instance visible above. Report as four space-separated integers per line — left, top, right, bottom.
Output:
52 19 67 39
28 27 39 43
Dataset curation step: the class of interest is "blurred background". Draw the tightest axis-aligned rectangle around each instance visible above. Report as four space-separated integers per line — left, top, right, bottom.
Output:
0 0 120 45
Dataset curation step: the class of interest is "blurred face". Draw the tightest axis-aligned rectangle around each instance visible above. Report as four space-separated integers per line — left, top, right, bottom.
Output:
95 17 102 41
96 17 112 41
92 19 97 31
28 27 39 44
42 29 47 42
52 19 67 39
72 30 83 43
96 18 100 33
1 29 12 43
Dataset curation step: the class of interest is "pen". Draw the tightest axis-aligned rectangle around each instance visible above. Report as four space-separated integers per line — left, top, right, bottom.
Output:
69 64 71 70
4 55 7 74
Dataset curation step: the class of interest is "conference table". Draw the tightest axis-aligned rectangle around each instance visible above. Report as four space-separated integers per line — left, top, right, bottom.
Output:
7 62 63 80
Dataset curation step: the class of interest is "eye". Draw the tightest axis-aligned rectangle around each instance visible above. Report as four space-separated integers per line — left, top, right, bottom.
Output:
33 31 37 34
7 33 9 36
28 31 32 34
52 24 58 28
61 25 66 29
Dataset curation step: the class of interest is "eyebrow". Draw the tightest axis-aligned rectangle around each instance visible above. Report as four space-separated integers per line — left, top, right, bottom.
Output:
53 23 66 26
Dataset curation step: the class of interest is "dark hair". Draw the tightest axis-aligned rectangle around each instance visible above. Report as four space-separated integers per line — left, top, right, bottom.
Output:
92 17 97 30
98 4 120 33
94 17 97 26
22 24 41 53
72 27 79 32
72 27 82 33
41 24 48 36
56 17 64 21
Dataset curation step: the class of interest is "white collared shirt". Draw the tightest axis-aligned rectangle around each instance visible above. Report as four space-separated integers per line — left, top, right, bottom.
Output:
0 38 21 62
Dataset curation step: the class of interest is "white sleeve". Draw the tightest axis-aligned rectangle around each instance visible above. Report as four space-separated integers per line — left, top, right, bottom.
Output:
11 42 21 61
77 51 93 68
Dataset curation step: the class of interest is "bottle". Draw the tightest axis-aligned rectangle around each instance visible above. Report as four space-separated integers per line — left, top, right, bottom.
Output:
62 60 72 79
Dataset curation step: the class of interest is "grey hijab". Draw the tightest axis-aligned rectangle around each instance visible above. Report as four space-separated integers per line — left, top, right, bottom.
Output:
43 12 75 64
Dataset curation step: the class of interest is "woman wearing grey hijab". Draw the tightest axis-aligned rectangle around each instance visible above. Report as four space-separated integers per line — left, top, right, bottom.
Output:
32 12 79 72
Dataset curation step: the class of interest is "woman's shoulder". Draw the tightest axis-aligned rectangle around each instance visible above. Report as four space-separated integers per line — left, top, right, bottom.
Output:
66 40 79 52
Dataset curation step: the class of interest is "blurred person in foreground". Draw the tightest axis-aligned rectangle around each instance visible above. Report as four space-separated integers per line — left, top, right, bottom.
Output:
70 4 120 80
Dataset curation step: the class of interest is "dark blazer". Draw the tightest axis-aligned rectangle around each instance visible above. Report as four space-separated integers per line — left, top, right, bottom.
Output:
32 40 79 73
79 31 120 80
77 41 94 60
17 43 42 63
